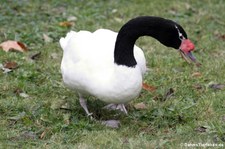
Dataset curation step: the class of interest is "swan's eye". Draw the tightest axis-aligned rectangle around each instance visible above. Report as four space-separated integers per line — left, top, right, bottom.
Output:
178 32 185 40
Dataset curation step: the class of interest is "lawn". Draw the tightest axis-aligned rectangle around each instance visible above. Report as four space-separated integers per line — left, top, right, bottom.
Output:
0 0 225 148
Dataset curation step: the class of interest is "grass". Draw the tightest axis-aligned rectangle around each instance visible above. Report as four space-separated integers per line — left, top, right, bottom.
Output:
0 0 225 148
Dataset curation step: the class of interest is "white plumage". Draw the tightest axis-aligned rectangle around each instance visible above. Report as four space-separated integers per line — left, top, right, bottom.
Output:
60 29 146 104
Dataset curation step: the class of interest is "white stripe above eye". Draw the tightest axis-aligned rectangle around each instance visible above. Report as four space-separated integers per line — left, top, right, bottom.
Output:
175 25 185 41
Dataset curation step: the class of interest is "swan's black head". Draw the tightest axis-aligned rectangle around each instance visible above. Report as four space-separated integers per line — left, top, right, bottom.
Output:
114 16 198 67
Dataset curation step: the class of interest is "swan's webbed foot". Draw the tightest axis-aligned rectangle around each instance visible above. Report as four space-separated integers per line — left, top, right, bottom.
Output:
78 94 122 128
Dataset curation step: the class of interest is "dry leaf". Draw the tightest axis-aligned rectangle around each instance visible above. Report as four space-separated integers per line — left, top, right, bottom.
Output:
63 113 71 125
40 131 46 139
59 21 74 27
19 92 29 98
209 83 225 90
67 16 77 22
192 72 202 77
51 99 67 110
30 52 41 60
10 131 37 141
163 88 175 101
43 34 53 43
0 65 11 73
222 116 225 121
142 82 157 92
114 17 123 23
0 40 27 52
50 53 58 59
215 32 225 40
193 84 203 90
3 62 18 69
101 120 120 128
8 111 26 121
112 9 118 13
134 102 147 110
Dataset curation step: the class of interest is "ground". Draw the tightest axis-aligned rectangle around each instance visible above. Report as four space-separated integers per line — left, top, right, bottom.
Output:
0 0 225 148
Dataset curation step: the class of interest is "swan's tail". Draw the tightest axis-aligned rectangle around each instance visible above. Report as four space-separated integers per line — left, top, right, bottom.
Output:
59 31 77 51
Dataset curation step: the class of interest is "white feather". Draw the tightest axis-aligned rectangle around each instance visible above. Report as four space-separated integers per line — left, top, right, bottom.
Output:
60 29 146 103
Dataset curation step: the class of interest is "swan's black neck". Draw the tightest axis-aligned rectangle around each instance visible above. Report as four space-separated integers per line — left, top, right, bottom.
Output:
114 16 187 67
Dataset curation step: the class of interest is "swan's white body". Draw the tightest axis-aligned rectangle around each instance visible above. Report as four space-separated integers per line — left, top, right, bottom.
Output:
60 29 146 104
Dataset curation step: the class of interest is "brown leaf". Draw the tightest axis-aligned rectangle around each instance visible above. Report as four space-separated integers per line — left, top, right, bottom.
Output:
0 63 12 73
163 88 175 101
215 32 225 40
40 131 46 139
191 72 202 77
134 102 147 110
195 126 207 133
3 62 18 69
0 40 27 52
209 84 225 90
59 21 74 27
142 82 157 92
193 84 203 90
40 129 49 139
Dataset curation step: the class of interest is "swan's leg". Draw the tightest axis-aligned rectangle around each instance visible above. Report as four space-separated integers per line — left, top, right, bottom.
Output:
117 104 128 114
78 93 92 117
103 103 128 114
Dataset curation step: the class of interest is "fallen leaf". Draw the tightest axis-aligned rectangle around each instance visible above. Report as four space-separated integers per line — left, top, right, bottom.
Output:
40 131 46 139
195 126 207 133
10 131 37 141
21 131 37 140
59 21 74 27
193 84 203 90
163 88 175 101
218 34 225 40
8 111 26 121
215 32 225 40
60 102 71 110
101 120 120 128
14 88 23 94
112 9 118 13
222 116 225 121
50 53 58 59
19 92 29 98
51 99 67 110
114 17 123 23
43 34 53 43
191 72 202 77
195 62 202 67
3 61 18 69
63 113 71 125
134 102 147 110
209 83 225 90
142 83 157 92
0 40 27 52
0 63 12 73
67 16 77 22
30 52 41 60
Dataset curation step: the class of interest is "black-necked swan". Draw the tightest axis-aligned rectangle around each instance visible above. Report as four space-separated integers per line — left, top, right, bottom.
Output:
60 16 197 118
